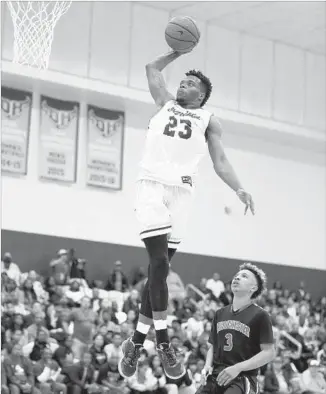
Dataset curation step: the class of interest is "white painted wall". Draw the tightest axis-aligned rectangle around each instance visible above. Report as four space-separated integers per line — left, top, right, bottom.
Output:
2 2 325 131
1 91 325 270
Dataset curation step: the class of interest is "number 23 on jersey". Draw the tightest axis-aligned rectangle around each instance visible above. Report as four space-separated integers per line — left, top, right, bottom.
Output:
163 115 192 140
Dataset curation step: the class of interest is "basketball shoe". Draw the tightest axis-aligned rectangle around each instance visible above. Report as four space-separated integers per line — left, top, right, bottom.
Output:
157 342 186 379
118 337 143 378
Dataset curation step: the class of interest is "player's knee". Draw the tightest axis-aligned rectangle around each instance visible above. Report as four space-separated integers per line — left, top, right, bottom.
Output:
150 255 169 278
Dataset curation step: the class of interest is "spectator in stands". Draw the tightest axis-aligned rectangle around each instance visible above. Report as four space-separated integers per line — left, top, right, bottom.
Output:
62 351 98 394
104 332 123 360
123 289 140 314
301 360 326 393
127 361 164 394
296 281 307 302
20 278 38 308
264 357 291 394
131 266 146 287
197 278 210 297
171 319 186 342
53 334 74 368
3 328 28 354
1 252 21 285
205 272 225 301
316 342 326 369
219 282 233 306
3 343 41 394
98 354 127 393
69 249 86 280
66 280 86 305
186 309 204 340
106 260 129 292
49 249 70 285
1 351 10 394
2 278 22 306
289 322 314 372
89 333 109 379
4 313 27 344
33 348 67 393
23 328 58 361
98 307 119 332
44 276 60 303
69 296 98 360
167 267 186 309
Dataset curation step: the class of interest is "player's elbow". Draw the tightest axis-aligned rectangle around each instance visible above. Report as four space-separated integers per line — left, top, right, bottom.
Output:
145 63 155 72
213 162 228 175
265 346 277 362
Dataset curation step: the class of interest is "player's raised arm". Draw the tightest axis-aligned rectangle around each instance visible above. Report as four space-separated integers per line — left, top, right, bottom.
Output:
145 51 182 108
206 116 255 214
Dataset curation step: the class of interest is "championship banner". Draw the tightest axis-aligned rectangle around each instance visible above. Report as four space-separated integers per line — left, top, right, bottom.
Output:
1 86 32 175
39 95 79 182
86 105 124 190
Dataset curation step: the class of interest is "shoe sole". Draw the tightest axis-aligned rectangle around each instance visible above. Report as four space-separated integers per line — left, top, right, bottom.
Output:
163 366 186 380
118 357 135 379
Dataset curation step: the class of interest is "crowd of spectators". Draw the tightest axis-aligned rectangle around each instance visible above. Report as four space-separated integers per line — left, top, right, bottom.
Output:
1 249 326 394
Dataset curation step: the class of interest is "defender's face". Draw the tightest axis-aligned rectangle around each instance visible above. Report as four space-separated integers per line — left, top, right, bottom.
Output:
231 269 257 295
177 75 202 104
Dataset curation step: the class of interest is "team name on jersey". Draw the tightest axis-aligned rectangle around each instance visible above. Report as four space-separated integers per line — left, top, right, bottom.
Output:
168 106 201 120
216 320 250 338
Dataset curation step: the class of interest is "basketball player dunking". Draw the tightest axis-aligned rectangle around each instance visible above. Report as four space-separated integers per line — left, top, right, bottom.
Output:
119 49 255 380
199 263 275 394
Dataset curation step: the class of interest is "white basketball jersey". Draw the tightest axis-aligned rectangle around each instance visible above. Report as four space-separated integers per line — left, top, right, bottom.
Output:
138 100 212 188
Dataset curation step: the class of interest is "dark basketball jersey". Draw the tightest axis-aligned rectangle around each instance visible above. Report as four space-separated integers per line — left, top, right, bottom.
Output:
209 303 274 376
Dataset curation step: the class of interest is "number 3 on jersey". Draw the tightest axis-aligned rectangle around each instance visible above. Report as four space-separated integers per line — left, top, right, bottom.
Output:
223 333 233 351
163 116 192 140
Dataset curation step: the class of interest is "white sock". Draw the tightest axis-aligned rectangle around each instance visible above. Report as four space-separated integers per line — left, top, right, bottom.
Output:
153 319 167 331
136 321 151 335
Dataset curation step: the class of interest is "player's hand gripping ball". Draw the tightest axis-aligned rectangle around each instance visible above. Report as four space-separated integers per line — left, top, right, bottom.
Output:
165 16 200 53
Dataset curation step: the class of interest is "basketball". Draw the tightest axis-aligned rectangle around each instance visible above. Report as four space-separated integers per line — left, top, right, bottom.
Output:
165 16 200 53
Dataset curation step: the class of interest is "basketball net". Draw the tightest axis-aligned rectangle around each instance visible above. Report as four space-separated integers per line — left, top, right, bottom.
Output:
6 1 72 70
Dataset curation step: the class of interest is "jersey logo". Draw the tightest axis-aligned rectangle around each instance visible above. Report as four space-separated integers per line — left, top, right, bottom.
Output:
168 106 201 120
181 176 192 186
216 320 250 338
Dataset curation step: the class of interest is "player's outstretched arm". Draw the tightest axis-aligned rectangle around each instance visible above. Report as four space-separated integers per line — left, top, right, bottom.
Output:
145 51 182 108
207 116 243 192
206 116 255 214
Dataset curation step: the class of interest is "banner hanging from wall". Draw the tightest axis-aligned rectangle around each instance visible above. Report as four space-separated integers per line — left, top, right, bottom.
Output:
39 95 79 182
1 86 32 175
86 105 125 190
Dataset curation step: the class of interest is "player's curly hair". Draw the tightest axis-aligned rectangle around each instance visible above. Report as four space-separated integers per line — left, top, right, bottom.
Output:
185 69 212 107
239 262 267 299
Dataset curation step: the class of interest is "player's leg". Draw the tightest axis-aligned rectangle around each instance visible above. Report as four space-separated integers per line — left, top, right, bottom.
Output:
195 376 220 394
223 376 259 394
145 233 185 379
133 247 176 346
168 185 193 252
119 180 173 378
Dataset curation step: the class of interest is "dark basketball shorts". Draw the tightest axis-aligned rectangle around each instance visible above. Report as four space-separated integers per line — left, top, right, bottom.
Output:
196 374 259 394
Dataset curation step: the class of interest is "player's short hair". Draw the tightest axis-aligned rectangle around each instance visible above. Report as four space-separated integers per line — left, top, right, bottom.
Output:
239 262 267 299
185 69 212 107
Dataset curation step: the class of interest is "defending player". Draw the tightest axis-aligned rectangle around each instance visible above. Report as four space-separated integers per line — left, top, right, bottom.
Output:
119 49 255 380
198 263 275 394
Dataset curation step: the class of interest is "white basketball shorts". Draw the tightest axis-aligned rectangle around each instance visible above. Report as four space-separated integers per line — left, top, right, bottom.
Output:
135 179 194 249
